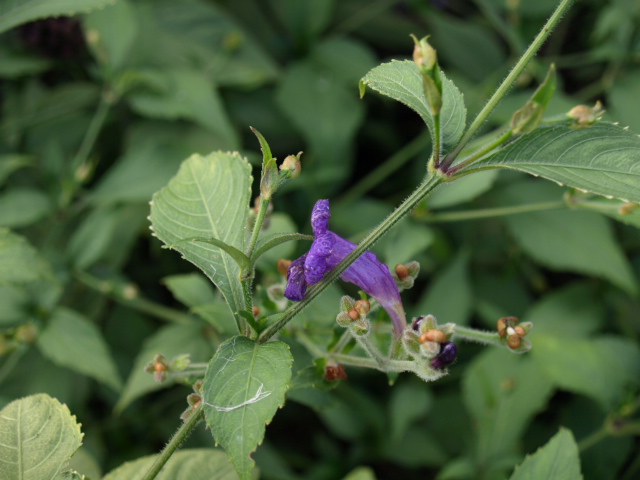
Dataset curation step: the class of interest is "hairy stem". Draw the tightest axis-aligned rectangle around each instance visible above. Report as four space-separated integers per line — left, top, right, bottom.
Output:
141 404 204 480
440 0 575 170
258 173 442 343
417 200 566 223
454 325 502 346
247 197 271 259
447 129 513 175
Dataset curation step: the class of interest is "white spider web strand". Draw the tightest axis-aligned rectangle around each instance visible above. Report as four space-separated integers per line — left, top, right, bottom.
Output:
205 383 272 412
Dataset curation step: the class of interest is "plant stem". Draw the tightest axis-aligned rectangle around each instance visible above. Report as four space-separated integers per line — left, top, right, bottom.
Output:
247 197 270 260
440 0 575 170
74 271 194 324
0 346 27 385
454 325 502 347
353 333 386 368
72 90 113 172
447 129 513 175
417 200 566 223
330 330 353 354
141 404 204 480
332 353 415 372
578 426 609 452
338 132 430 205
258 173 443 343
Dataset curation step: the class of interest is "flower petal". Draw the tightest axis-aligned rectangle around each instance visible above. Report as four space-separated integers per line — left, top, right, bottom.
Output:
305 233 334 285
311 199 330 236
284 253 308 301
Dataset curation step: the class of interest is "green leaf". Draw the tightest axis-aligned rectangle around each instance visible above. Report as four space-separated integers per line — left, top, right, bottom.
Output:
509 428 582 480
468 122 640 203
116 322 214 412
203 336 293 480
0 228 53 285
126 69 238 148
103 448 239 480
462 349 554 463
0 0 115 34
0 393 83 480
499 181 637 294
532 335 640 409
388 379 432 442
83 0 137 73
276 61 364 192
67 207 120 269
342 466 377 480
171 236 251 274
0 284 29 327
37 307 122 391
150 151 252 323
360 60 466 155
426 170 499 209
0 154 32 186
511 64 556 134
249 126 272 166
0 188 51 228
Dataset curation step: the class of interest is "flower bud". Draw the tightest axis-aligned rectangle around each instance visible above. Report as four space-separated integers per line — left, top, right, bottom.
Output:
279 152 302 180
354 299 371 315
430 341 458 369
395 264 409 280
514 325 526 338
567 101 605 129
507 334 521 350
411 34 437 73
324 364 348 382
336 311 353 327
252 306 260 318
348 308 360 320
497 316 518 338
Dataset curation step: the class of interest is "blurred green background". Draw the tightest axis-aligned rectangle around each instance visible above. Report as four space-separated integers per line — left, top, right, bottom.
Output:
1 0 639 478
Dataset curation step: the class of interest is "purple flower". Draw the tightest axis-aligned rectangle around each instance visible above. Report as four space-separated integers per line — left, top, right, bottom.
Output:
430 342 458 369
285 199 407 335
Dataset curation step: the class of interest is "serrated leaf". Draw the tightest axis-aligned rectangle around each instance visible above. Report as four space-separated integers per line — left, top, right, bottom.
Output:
150 152 252 325
467 122 640 203
360 60 466 155
0 0 115 34
37 307 122 391
0 228 53 285
103 448 239 480
203 336 293 480
0 393 83 480
116 322 214 412
509 428 582 480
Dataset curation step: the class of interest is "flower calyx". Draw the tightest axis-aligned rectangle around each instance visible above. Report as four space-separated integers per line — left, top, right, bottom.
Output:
336 295 371 335
324 363 348 382
394 261 420 290
279 152 302 182
567 101 605 129
496 316 532 353
180 380 205 421
145 353 192 383
402 314 458 369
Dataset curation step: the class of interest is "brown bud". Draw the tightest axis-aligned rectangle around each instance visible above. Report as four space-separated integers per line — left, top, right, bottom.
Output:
514 325 526 338
277 259 292 276
252 306 260 318
324 364 348 382
619 203 637 215
421 329 447 343
395 264 409 280
507 334 521 350
154 362 167 372
348 308 360 321
354 299 371 314
497 318 508 338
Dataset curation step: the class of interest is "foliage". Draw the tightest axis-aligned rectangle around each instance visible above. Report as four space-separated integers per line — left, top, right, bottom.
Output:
1 1 640 480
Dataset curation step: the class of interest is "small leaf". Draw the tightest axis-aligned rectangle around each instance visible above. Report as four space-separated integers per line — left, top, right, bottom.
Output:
0 393 83 480
249 126 272 165
116 322 214 412
467 122 640 203
203 336 293 480
37 307 122 391
251 233 313 266
103 448 239 480
150 151 252 324
170 236 251 274
360 60 466 155
509 428 582 480
0 228 53 285
0 0 115 34
511 64 556 134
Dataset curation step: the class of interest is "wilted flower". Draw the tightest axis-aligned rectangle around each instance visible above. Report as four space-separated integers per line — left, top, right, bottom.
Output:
285 199 407 335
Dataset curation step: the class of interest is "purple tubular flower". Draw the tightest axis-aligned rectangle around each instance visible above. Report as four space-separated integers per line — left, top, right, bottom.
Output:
430 342 458 369
285 200 407 335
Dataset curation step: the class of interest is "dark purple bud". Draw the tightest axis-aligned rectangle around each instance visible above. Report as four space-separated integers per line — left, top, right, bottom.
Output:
284 254 308 301
430 342 458 369
412 316 425 331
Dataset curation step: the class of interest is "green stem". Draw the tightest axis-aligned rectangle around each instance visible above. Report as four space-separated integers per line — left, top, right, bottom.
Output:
74 271 193 324
578 426 609 453
295 329 327 358
258 173 443 343
440 0 575 170
332 353 416 372
330 330 353 354
417 200 566 223
353 333 386 368
0 346 27 385
247 197 270 260
448 129 513 174
72 90 113 172
338 132 430 205
454 325 502 347
141 404 204 480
